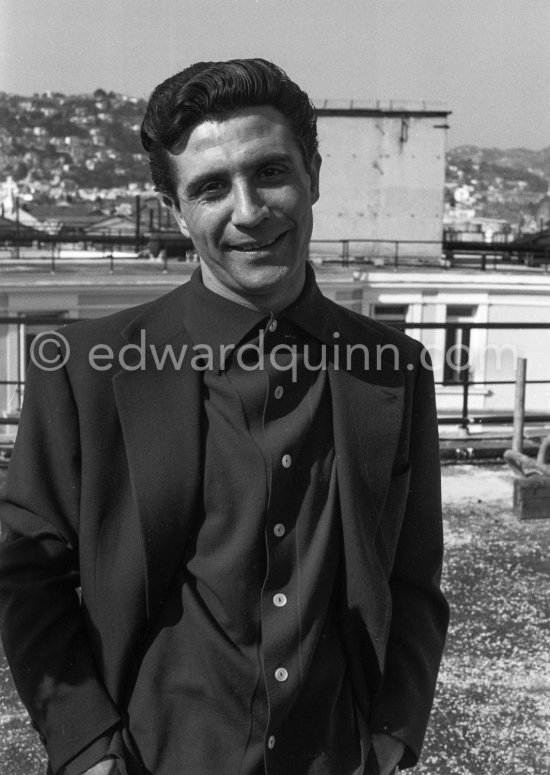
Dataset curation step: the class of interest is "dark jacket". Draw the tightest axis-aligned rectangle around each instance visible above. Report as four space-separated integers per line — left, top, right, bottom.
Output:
0 280 449 773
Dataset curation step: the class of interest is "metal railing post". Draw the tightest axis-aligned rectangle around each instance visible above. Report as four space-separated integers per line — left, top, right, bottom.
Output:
15 196 20 261
394 241 399 268
134 194 141 254
460 367 470 431
459 325 471 430
16 319 23 411
342 240 349 267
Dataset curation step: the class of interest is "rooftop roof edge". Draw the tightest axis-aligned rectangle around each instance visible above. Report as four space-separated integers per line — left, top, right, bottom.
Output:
312 98 450 115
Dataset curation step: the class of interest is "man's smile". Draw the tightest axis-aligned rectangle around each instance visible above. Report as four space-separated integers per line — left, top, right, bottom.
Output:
226 231 288 253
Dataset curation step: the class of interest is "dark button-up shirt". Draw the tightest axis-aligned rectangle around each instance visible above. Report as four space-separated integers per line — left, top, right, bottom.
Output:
65 268 363 775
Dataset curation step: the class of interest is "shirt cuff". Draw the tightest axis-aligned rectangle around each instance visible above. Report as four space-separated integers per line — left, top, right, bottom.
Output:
372 731 408 771
60 724 120 775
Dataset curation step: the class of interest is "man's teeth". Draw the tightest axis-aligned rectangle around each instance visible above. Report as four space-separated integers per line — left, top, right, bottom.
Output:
232 235 280 251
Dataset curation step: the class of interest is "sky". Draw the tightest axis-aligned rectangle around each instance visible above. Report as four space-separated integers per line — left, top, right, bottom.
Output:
1 0 549 150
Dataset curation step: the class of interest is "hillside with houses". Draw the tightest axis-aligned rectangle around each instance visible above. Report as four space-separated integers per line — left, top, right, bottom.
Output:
1 89 550 236
445 146 550 232
0 89 151 205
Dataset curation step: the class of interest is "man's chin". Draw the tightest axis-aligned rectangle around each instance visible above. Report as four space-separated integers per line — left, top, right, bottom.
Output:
234 265 304 299
199 255 306 308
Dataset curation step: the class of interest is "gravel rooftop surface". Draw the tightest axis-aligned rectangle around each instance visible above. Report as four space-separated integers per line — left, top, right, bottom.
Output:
1 464 549 774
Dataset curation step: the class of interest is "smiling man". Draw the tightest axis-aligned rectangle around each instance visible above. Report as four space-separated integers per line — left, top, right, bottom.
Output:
0 60 448 775
169 104 319 310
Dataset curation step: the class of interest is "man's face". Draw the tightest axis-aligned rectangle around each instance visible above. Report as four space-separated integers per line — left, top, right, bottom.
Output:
169 106 321 310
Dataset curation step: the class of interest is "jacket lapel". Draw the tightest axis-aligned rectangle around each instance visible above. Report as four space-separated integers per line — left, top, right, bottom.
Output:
326 300 406 521
112 284 202 622
329 366 404 524
327 307 405 666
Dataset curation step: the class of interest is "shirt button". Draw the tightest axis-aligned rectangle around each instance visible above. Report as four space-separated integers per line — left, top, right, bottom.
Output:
274 523 286 537
275 667 288 682
273 593 287 607
268 735 276 750
268 319 278 333
274 385 284 399
281 454 292 468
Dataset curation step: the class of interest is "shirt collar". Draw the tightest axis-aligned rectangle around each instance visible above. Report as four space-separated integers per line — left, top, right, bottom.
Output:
183 263 335 370
282 263 338 347
183 268 265 370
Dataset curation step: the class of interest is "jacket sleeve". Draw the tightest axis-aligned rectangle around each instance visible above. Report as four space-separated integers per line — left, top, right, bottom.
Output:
368 350 450 767
0 349 121 774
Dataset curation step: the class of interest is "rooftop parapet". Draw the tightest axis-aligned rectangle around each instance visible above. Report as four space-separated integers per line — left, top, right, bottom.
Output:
312 98 450 116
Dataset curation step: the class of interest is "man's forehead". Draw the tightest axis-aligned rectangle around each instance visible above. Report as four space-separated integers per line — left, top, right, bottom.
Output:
169 105 295 158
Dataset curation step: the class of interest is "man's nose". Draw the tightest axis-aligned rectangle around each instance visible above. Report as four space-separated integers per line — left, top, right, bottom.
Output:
231 181 269 228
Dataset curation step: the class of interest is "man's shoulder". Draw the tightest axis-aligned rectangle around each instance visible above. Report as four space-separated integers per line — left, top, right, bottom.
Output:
322 295 424 358
59 282 190 350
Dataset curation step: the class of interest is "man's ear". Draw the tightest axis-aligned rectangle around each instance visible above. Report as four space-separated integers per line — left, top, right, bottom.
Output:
165 198 188 235
309 152 322 204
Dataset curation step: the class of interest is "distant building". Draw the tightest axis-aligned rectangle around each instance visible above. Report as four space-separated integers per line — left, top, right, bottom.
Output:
25 203 109 234
534 191 550 230
83 214 136 237
443 208 512 242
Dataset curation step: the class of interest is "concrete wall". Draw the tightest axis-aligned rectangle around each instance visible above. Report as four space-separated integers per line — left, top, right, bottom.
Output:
312 110 448 259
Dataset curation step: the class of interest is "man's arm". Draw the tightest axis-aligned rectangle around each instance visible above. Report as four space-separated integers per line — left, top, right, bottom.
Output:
0 353 121 773
368 351 449 768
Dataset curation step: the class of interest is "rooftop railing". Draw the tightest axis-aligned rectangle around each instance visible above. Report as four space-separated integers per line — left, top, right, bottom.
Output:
1 233 550 273
1 318 549 435
387 321 550 430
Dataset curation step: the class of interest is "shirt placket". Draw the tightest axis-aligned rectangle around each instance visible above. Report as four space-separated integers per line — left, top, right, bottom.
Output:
259 315 310 770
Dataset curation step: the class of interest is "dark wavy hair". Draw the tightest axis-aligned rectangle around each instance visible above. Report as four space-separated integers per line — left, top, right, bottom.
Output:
140 58 318 206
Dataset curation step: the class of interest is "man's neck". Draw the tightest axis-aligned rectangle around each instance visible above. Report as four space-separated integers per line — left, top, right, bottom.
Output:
199 262 306 314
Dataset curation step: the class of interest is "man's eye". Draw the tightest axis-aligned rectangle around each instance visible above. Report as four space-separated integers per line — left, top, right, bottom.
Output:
199 181 225 196
260 166 285 179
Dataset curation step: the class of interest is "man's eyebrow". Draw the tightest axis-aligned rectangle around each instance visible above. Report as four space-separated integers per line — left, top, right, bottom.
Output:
181 152 296 196
181 171 222 197
255 152 295 166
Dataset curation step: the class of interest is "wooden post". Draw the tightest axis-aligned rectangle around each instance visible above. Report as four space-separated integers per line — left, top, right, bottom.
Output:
512 358 527 452
513 477 550 520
